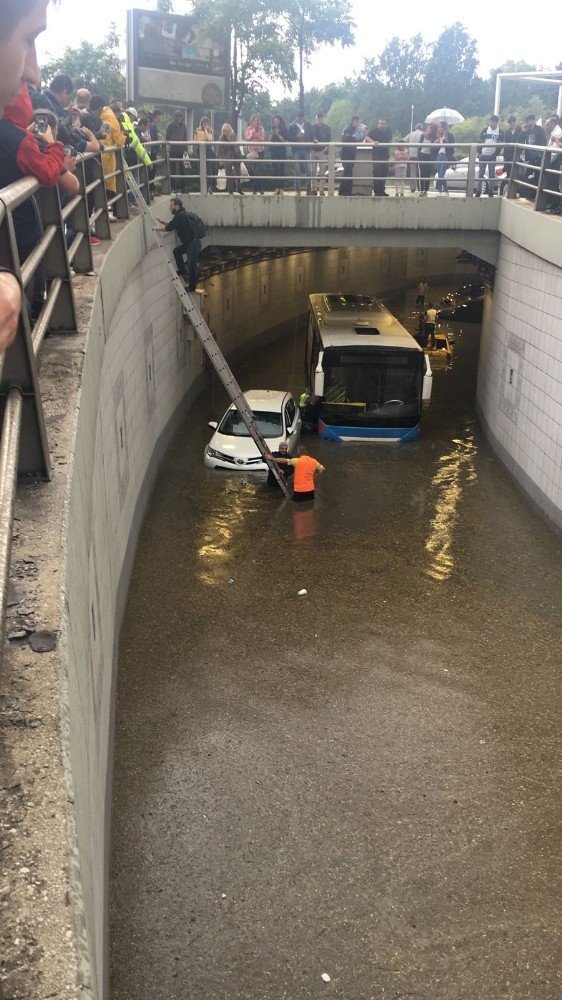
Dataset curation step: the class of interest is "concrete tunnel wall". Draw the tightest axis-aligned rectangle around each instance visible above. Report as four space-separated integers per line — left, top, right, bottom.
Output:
476 236 562 532
62 211 559 997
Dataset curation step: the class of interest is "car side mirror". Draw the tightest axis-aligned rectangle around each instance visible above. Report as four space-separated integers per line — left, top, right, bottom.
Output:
208 421 218 429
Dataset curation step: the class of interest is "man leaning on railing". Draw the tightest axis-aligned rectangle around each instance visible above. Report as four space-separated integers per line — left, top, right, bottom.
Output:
0 0 51 352
0 85 79 320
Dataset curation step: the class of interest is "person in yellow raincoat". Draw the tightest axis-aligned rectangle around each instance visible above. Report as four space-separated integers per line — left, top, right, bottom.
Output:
89 95 126 197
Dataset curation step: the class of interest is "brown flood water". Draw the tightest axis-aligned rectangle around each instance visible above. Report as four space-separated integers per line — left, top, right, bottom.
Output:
110 284 561 1000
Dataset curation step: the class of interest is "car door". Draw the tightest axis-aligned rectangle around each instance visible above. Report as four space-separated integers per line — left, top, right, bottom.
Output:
284 397 300 453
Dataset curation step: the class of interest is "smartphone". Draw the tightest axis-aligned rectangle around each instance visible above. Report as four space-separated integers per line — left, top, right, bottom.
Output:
63 145 76 157
34 114 49 134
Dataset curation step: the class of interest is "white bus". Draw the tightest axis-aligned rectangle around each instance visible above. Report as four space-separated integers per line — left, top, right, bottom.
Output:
306 293 432 442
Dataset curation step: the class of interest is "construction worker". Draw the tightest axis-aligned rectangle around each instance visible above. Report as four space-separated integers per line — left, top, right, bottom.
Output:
266 445 325 502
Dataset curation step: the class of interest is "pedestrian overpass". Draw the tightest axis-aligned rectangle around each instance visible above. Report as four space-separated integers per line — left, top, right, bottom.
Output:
170 191 562 270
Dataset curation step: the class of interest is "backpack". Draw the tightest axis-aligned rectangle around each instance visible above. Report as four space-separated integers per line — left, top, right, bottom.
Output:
186 211 207 240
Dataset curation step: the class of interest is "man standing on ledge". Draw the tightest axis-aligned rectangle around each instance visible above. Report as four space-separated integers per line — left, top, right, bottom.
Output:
156 197 204 292
267 445 325 502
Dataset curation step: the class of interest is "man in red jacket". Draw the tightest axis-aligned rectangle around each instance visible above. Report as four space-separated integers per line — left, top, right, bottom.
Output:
0 85 78 263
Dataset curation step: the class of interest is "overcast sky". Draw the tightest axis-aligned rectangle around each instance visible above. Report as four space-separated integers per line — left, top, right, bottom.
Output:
37 1 560 98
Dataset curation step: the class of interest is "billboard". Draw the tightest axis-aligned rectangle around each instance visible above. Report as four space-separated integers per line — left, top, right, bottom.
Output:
127 9 227 109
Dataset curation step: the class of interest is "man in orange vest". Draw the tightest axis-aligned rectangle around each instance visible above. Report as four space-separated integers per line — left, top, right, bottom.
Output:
267 445 325 502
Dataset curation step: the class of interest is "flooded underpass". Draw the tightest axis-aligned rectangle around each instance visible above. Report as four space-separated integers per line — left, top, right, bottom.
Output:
110 283 561 1000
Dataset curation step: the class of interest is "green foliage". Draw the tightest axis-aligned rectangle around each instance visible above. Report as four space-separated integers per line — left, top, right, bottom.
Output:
369 34 427 91
324 98 355 138
422 23 479 114
156 0 174 10
240 88 274 126
190 0 295 124
41 25 126 100
280 0 355 113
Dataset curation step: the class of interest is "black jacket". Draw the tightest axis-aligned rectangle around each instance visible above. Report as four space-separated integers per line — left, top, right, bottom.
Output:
288 119 313 151
503 126 522 162
341 124 361 161
312 122 331 148
367 125 392 160
165 209 197 245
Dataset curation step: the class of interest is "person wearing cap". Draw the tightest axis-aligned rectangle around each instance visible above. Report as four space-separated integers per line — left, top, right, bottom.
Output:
311 112 331 195
476 114 505 197
501 115 521 194
166 108 188 192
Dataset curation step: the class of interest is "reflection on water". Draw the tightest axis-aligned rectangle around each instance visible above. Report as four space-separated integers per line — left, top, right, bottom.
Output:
292 504 318 543
196 481 257 586
424 423 478 581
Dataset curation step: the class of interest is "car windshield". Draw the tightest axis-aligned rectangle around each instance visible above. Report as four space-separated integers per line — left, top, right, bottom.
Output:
219 409 283 438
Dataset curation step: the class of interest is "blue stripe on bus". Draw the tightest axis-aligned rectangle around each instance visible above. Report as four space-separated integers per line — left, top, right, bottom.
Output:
318 423 421 442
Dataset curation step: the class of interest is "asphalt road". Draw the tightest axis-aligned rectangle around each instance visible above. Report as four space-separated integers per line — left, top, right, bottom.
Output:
110 285 561 1000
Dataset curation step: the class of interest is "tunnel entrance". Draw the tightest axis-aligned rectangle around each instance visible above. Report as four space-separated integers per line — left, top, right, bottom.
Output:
109 255 559 1000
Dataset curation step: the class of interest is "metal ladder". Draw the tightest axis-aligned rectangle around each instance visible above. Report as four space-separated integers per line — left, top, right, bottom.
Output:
126 172 291 498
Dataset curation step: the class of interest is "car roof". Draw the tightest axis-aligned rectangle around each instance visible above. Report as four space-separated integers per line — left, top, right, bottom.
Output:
228 389 290 413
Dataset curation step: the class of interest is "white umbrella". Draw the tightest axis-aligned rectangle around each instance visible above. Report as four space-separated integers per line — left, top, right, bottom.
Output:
426 108 465 126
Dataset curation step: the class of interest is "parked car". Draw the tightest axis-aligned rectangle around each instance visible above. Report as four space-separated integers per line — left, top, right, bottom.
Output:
438 297 484 323
440 157 506 194
204 389 301 471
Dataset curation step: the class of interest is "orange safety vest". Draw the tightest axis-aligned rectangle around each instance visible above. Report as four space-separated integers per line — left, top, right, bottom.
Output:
292 455 320 492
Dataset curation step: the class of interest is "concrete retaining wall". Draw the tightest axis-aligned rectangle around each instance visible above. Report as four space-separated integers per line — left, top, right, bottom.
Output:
476 236 562 532
63 219 477 998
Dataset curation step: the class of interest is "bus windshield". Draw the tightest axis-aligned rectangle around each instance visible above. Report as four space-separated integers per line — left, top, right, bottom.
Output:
218 409 283 438
322 348 423 421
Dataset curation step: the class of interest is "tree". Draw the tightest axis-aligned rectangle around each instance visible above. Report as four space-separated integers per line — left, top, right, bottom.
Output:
280 0 355 114
156 0 174 10
368 34 427 91
324 97 355 139
422 23 479 114
190 0 295 126
41 25 126 99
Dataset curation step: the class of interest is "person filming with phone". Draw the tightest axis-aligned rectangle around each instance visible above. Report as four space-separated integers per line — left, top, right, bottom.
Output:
0 85 79 318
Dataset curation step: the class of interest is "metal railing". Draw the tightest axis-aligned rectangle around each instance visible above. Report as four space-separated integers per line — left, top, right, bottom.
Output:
0 141 167 665
0 135 559 659
165 140 561 208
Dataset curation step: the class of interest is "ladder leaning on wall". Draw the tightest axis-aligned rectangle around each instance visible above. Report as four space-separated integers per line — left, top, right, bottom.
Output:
125 171 291 499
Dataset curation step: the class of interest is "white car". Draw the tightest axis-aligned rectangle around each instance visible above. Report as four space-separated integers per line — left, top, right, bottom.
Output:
441 156 506 193
204 389 301 471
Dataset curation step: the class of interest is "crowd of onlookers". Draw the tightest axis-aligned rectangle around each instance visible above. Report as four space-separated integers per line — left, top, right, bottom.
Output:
0 3 561 356
176 109 561 209
0 58 168 338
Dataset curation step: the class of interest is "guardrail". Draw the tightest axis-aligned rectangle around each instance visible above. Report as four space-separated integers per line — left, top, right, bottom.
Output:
0 135 559 661
0 142 166 665
166 140 561 208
